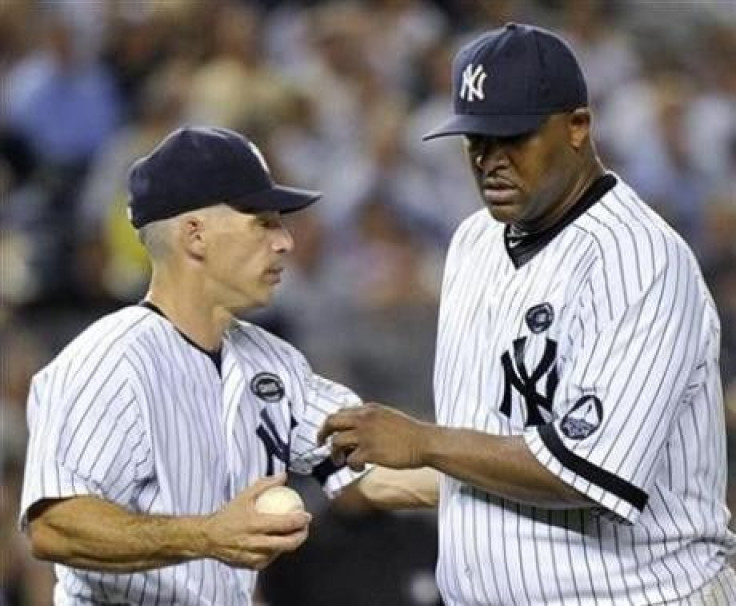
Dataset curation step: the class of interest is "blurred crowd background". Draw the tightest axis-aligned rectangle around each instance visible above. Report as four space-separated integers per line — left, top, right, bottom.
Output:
1 0 734 604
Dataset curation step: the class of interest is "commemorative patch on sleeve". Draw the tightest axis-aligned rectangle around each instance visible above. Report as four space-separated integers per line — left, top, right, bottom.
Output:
560 395 603 440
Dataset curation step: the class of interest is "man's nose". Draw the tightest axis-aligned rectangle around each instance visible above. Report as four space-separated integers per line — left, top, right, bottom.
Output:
474 139 509 170
274 226 294 253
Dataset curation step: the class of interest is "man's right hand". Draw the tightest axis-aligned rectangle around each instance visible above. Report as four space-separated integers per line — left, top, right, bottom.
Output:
26 475 311 573
203 474 311 570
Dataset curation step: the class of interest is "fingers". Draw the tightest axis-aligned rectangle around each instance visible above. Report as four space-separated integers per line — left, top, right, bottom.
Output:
253 528 309 570
209 506 311 569
325 429 356 467
257 510 312 534
225 526 309 570
246 525 310 554
207 474 315 570
346 448 367 472
317 405 384 444
330 429 358 452
318 410 357 445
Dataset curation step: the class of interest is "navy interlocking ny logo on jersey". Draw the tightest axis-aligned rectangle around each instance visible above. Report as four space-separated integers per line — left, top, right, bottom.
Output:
252 371 294 474
500 337 559 427
256 408 298 475
250 372 285 402
560 395 603 440
526 303 554 333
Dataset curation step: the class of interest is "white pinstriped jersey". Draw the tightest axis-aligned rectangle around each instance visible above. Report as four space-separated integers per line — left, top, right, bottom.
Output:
20 305 362 605
433 176 736 605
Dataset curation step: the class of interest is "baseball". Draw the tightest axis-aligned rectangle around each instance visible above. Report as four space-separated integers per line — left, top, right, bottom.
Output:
254 486 305 514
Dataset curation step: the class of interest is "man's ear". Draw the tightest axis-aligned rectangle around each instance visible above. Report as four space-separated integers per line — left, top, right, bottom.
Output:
568 108 592 150
180 214 207 261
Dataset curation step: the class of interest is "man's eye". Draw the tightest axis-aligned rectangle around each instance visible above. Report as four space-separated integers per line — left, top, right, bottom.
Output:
465 132 532 154
466 136 483 149
502 133 532 146
465 137 485 157
259 215 280 229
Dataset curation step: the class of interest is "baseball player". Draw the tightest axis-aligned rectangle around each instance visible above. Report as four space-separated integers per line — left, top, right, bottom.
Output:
19 126 437 605
319 23 736 605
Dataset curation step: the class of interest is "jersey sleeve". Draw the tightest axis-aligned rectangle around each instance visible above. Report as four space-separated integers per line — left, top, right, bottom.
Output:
524 239 709 524
288 356 368 497
19 356 152 529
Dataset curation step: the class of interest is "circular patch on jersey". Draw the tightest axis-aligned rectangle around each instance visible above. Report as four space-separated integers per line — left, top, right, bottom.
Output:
526 303 554 334
250 372 285 402
560 395 603 440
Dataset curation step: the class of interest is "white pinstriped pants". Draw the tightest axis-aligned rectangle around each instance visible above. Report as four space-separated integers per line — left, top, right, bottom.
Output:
653 566 736 605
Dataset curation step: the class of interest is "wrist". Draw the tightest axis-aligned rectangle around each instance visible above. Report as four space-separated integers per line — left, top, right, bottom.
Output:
164 515 213 561
416 421 444 468
195 515 216 560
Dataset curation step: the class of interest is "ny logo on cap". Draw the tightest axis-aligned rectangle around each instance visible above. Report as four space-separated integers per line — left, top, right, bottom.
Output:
460 63 487 102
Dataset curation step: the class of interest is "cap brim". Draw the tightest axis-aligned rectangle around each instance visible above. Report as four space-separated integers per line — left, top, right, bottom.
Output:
422 113 548 141
229 185 322 214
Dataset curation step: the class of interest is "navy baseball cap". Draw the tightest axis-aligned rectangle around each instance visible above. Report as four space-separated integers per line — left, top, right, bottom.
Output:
423 23 587 140
128 126 321 228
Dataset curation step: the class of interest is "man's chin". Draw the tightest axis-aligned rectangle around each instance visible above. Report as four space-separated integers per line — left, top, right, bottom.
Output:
485 203 518 225
228 296 272 315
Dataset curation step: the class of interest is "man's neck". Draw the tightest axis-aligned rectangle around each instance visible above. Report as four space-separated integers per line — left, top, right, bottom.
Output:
146 271 232 352
520 158 606 234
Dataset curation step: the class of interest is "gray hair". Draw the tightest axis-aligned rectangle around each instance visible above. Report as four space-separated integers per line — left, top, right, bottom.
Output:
137 217 175 260
137 205 233 260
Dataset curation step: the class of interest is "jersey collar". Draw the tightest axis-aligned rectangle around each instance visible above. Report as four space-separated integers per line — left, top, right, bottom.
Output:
139 300 223 374
503 173 617 269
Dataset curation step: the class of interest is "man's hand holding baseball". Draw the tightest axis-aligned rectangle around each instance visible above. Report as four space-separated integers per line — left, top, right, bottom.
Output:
204 474 311 570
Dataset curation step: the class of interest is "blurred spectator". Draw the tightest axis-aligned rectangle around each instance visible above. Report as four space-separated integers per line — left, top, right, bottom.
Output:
3 12 122 306
290 3 382 154
0 0 38 65
0 328 54 605
0 131 44 307
619 73 710 252
561 0 640 113
364 0 447 90
186 3 296 130
269 210 354 381
4 14 120 169
405 36 482 235
326 195 440 418
77 61 190 302
100 5 177 118
685 23 736 185
436 0 527 32
266 89 330 191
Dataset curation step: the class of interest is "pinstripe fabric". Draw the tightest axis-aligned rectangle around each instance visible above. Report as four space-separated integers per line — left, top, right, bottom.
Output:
21 307 363 605
651 566 736 605
433 177 736 605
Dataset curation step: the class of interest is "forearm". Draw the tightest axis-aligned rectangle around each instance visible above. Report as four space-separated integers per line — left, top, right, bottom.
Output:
320 404 592 509
420 425 592 509
29 497 210 572
337 467 440 511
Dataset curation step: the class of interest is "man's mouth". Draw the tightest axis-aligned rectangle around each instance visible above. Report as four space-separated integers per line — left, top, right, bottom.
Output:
264 267 283 283
482 178 518 205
